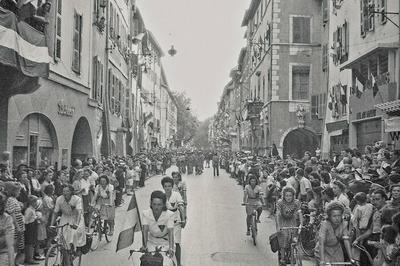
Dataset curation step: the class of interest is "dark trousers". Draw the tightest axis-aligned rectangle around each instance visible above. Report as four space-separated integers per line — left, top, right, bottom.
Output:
139 173 145 187
213 165 219 176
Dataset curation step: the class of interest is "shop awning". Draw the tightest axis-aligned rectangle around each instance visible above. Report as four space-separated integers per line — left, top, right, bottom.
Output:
376 100 400 115
326 120 349 133
385 117 400 132
340 42 400 71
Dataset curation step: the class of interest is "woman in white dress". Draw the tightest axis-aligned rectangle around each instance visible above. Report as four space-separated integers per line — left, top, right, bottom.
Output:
141 190 176 266
51 185 86 252
162 177 186 266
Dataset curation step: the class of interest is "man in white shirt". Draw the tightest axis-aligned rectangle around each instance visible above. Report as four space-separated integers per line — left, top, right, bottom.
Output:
165 158 179 177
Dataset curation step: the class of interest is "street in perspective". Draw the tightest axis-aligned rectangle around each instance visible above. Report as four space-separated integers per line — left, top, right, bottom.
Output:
0 0 400 266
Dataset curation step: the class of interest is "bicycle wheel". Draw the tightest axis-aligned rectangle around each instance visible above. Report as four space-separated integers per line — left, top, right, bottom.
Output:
45 244 63 266
103 221 112 243
251 215 257 246
90 219 102 251
72 253 82 266
299 226 316 257
293 246 302 266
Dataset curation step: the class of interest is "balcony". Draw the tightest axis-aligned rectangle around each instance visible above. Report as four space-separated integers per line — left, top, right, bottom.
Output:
244 99 264 120
0 6 50 98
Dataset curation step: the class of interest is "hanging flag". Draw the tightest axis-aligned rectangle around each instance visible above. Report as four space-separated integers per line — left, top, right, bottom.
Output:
353 69 366 98
328 87 334 110
371 73 379 97
340 84 347 105
0 7 50 77
116 192 142 252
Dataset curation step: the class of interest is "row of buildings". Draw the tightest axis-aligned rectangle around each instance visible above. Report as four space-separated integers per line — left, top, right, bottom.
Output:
0 0 178 170
211 0 400 159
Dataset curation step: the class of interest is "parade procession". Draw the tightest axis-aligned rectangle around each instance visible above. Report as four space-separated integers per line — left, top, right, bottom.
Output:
2 0 400 266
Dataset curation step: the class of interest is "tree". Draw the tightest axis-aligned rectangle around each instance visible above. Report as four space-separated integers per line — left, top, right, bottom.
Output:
172 91 199 146
193 118 212 149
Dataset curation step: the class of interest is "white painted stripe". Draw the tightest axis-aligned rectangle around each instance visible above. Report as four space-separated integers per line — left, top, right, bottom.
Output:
0 24 51 63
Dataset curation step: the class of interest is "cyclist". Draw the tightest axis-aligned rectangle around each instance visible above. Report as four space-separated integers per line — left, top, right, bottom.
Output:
141 190 176 266
161 177 186 266
276 186 303 265
50 185 86 253
314 201 355 265
90 175 115 236
243 174 265 235
172 172 187 206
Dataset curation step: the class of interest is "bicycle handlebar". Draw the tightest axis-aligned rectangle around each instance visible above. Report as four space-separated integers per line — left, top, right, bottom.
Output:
323 263 353 265
280 226 301 230
50 223 70 229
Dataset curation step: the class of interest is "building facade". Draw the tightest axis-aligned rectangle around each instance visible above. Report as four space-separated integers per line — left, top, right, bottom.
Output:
0 0 177 170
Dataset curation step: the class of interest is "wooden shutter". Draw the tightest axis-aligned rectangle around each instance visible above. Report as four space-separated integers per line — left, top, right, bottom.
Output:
54 0 62 60
302 17 311 43
72 12 82 73
92 57 98 99
322 0 328 23
360 0 366 36
292 17 301 43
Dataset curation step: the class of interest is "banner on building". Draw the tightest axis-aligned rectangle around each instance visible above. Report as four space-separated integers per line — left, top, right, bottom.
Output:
385 117 400 133
0 7 50 77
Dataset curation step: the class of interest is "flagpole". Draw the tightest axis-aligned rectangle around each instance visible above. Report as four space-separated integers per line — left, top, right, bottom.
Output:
132 190 146 246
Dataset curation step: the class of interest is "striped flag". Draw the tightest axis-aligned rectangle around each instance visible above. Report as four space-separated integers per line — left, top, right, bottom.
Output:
115 192 142 252
0 7 50 77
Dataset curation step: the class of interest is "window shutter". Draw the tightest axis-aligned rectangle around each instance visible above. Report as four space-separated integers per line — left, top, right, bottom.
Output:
292 17 301 43
302 17 311 43
54 0 62 60
322 0 328 23
360 0 366 36
380 0 387 24
92 57 97 99
72 12 82 73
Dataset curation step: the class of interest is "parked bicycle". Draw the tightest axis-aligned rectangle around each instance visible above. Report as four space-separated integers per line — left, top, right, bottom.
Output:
278 226 302 266
88 206 112 250
242 203 258 246
299 213 324 257
45 223 82 266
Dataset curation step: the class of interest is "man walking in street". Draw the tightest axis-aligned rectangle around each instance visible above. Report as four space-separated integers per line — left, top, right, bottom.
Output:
212 152 219 177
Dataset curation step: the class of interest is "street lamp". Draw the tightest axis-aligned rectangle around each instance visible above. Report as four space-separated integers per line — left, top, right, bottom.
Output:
168 45 177 56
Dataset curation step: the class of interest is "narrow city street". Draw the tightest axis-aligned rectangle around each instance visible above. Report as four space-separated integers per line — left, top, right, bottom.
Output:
72 167 313 266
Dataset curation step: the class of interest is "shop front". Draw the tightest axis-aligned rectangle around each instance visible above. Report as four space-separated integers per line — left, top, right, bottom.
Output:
7 78 99 170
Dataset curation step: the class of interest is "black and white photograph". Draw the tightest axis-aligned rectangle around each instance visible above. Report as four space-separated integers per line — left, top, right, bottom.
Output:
0 0 400 265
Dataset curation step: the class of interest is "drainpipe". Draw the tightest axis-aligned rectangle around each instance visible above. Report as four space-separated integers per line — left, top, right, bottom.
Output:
103 0 111 156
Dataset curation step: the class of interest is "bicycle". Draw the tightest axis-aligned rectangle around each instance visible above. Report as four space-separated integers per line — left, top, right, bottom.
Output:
45 223 82 266
242 203 258 246
278 226 302 266
88 206 112 251
299 213 323 257
129 248 175 266
322 263 354 266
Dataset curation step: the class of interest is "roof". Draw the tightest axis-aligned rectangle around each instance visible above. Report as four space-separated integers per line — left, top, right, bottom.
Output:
241 0 261 27
340 42 400 70
146 30 165 57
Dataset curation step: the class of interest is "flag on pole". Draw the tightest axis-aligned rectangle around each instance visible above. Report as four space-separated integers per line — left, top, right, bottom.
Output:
116 192 142 252
371 73 379 97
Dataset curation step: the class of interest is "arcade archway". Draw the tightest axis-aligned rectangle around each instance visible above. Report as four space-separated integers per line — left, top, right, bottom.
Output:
71 117 93 162
282 128 319 158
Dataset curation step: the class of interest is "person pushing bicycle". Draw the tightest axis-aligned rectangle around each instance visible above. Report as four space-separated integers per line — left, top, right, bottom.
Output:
243 174 265 236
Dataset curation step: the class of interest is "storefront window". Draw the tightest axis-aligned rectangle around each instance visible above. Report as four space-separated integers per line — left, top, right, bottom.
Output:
39 147 53 169
13 147 28 166
29 135 38 168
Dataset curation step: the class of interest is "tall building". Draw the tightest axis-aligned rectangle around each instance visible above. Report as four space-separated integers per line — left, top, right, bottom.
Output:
0 0 177 170
322 0 400 156
241 0 324 157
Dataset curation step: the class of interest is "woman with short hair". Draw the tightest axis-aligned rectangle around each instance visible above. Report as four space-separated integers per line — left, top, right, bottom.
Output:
315 201 355 265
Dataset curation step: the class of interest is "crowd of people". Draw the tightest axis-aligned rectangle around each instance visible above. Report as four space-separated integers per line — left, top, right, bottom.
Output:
0 148 183 266
220 141 400 266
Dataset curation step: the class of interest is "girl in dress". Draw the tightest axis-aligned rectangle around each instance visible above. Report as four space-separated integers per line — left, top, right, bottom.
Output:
91 175 115 236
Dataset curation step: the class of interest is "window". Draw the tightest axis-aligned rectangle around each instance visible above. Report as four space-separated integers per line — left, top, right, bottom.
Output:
292 65 310 100
311 95 318 119
55 0 62 60
379 53 389 74
109 3 114 37
332 21 349 65
72 12 82 73
322 44 328 71
92 57 103 103
322 0 329 24
379 0 387 24
361 0 374 36
262 76 265 101
292 16 311 43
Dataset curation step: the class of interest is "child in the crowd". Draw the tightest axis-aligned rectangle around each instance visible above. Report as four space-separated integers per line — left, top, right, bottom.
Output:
24 195 39 265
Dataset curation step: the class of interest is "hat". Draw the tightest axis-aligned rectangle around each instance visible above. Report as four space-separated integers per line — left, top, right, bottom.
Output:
389 173 400 184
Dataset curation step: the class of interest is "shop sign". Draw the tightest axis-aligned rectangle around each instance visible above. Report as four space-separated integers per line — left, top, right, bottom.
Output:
57 100 75 117
356 109 376 120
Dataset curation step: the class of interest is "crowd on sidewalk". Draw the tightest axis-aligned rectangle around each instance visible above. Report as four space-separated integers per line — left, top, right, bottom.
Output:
220 141 400 266
0 148 177 266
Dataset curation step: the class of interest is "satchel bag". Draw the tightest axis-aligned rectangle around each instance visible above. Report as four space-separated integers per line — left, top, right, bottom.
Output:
269 232 279 253
140 248 164 266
